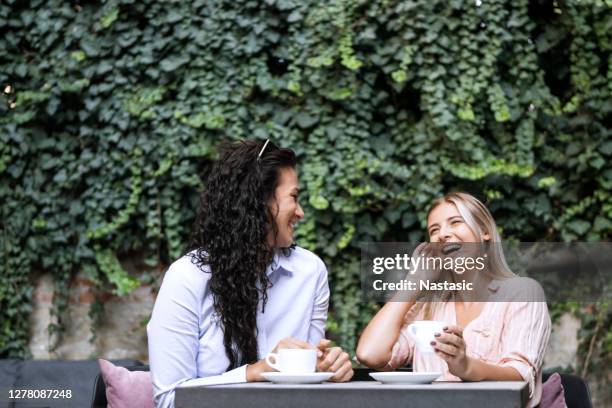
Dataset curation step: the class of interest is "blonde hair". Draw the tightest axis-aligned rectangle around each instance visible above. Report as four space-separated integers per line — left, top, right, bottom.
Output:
420 192 516 318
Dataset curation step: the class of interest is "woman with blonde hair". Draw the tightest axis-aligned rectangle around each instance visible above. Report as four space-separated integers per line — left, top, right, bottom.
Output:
356 192 551 408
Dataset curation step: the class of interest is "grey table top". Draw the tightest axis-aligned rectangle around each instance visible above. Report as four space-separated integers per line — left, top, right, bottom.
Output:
175 380 529 408
198 380 526 389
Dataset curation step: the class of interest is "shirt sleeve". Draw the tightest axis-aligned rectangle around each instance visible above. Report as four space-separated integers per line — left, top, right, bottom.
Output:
147 261 248 408
387 303 422 369
177 365 246 388
307 257 329 344
498 300 551 398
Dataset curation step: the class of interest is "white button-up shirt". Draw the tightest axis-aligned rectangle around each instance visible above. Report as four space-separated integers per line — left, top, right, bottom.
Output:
147 246 329 408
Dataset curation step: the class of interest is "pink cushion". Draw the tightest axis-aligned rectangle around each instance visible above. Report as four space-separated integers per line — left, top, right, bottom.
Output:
98 359 154 408
540 372 567 408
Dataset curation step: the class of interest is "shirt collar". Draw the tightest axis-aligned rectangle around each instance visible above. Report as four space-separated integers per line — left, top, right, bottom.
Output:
267 249 296 276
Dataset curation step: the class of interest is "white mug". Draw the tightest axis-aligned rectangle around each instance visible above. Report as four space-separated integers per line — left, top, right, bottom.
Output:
265 349 317 373
406 320 447 353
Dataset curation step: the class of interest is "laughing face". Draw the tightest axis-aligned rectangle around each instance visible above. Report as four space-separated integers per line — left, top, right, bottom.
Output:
427 201 490 258
268 167 304 249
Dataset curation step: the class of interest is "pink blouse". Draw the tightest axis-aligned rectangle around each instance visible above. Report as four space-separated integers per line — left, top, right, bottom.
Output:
388 278 551 408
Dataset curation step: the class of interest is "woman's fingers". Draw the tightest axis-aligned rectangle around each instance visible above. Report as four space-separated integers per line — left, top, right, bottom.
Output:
443 325 464 338
329 351 350 372
316 339 332 357
318 346 342 371
434 349 454 361
321 348 353 383
275 339 353 377
317 339 332 349
416 242 428 256
273 340 354 382
435 332 465 349
330 361 354 382
432 340 458 356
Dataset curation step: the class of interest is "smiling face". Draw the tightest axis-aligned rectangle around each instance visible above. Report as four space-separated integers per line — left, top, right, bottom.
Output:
268 167 304 248
424 193 516 280
427 201 488 244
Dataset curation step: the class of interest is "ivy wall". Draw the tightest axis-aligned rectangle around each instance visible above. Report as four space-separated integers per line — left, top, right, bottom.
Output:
0 0 610 376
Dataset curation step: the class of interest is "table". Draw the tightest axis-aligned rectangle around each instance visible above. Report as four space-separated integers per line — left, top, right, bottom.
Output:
175 380 529 408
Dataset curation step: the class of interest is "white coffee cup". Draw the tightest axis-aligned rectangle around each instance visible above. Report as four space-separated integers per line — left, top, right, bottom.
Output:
265 349 317 373
406 320 447 353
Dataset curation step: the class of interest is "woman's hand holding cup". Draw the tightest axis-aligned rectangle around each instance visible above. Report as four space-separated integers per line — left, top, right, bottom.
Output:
316 339 354 382
247 337 354 382
247 336 315 381
431 324 472 379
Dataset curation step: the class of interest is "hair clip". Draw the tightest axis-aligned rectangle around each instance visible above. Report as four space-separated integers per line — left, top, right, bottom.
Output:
257 139 270 162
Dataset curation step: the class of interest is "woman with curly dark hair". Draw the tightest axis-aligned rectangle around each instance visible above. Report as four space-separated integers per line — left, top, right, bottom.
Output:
147 140 353 408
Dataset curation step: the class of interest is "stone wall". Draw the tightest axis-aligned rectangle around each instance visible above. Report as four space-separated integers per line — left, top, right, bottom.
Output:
28 273 609 405
29 273 154 362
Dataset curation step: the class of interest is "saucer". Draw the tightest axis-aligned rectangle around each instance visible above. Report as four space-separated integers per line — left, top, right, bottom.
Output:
369 371 442 384
261 372 334 384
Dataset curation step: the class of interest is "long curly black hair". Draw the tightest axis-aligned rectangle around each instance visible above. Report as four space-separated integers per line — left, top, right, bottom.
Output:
189 140 297 370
